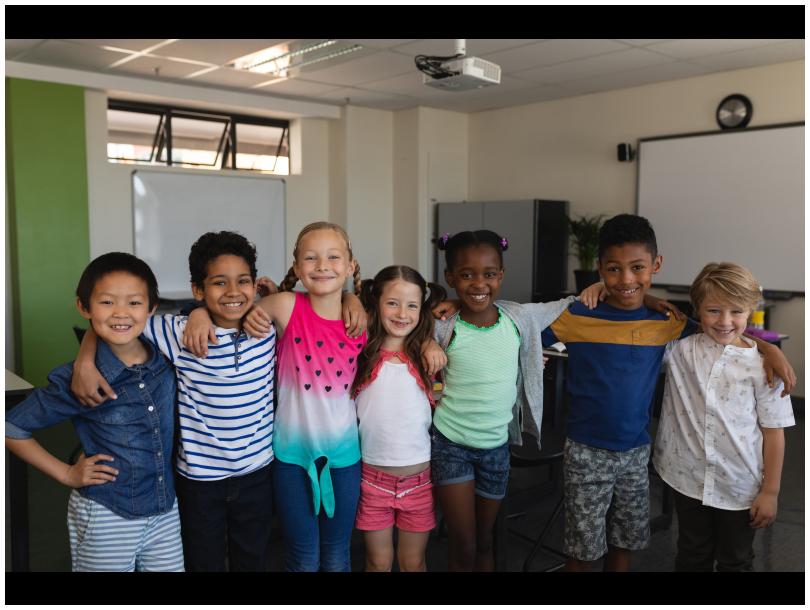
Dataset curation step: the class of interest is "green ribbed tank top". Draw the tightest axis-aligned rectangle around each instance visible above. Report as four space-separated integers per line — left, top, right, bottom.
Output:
433 308 520 449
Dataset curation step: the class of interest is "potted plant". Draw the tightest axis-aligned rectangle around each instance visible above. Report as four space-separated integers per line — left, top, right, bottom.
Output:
568 213 605 292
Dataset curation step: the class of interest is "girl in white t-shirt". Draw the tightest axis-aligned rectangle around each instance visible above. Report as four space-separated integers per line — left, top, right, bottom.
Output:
351 265 446 572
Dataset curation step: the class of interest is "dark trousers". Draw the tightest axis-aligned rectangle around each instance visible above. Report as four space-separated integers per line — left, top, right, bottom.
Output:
175 462 274 572
672 487 755 572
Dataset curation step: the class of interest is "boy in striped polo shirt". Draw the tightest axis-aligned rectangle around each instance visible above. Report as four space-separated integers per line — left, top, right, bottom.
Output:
6 253 183 571
542 214 795 573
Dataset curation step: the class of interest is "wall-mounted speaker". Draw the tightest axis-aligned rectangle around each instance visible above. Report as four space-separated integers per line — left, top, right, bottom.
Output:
617 143 636 162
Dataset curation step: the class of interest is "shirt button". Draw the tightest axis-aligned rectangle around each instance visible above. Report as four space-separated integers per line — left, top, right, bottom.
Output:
158 476 163 482
154 428 158 434
157 451 162 457
148 405 154 412
139 383 145 389
237 355 242 360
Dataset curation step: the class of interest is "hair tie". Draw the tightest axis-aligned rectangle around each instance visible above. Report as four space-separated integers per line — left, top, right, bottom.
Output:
440 233 450 246
500 236 508 249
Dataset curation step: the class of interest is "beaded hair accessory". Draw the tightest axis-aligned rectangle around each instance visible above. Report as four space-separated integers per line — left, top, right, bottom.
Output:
500 236 509 249
439 233 451 246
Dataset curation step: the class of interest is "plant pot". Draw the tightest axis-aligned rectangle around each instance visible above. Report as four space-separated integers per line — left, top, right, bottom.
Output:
574 269 600 293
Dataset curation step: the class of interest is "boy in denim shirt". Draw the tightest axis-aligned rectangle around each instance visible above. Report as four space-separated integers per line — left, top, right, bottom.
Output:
6 253 183 571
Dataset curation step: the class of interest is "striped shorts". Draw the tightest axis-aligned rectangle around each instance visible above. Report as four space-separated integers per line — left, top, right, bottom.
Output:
67 489 184 572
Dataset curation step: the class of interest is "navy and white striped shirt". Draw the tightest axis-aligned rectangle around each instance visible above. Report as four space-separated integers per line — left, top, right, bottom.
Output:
144 314 275 481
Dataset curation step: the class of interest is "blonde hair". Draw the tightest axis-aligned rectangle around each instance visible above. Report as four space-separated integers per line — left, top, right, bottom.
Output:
689 262 761 312
278 221 361 294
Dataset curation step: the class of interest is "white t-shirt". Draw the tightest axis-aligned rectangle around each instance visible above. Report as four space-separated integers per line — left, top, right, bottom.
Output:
356 360 432 467
653 333 795 510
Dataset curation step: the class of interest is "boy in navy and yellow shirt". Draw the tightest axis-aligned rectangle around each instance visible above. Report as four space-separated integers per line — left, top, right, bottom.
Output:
542 214 795 572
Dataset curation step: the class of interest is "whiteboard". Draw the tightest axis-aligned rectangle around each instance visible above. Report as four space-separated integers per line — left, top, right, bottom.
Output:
132 170 285 299
637 124 804 294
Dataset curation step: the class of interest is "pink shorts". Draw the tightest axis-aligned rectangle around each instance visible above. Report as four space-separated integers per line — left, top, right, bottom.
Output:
355 462 436 533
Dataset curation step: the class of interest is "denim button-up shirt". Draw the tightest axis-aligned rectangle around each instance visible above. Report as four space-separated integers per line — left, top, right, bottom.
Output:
6 337 177 519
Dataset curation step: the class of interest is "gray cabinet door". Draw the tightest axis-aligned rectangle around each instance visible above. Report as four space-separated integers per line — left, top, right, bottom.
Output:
482 201 535 303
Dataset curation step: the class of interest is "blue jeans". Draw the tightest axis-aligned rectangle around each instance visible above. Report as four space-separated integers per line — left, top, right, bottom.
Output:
175 462 273 571
273 457 361 572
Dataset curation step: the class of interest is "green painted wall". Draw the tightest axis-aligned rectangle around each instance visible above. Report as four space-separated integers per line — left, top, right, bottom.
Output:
6 78 90 386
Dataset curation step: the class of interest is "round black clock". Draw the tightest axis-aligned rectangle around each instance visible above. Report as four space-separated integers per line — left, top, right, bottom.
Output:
716 94 753 129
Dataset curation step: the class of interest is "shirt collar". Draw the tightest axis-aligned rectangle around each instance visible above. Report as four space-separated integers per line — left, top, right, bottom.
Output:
96 336 162 384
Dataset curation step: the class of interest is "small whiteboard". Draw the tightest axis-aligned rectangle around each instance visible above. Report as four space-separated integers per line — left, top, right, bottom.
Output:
132 170 285 299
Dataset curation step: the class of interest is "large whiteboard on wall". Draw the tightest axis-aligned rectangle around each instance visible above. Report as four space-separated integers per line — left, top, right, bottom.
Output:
132 170 286 299
637 124 804 294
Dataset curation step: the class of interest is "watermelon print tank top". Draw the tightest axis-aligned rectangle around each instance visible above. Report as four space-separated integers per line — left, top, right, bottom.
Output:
275 292 366 517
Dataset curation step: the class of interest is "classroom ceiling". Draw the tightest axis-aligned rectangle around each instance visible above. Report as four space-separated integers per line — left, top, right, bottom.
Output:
5 38 804 113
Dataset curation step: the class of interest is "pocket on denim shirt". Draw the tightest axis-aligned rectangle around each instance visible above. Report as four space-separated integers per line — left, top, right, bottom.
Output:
82 393 145 425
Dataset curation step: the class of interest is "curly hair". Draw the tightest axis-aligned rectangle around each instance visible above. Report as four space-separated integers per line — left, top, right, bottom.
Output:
351 265 446 398
188 231 258 289
76 252 159 311
436 230 509 272
598 214 658 261
278 221 361 295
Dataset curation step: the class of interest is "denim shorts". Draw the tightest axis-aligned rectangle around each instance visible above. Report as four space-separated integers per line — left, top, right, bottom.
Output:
563 439 651 561
430 425 510 500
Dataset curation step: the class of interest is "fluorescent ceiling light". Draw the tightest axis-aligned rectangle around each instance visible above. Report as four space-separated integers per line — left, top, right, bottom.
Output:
231 40 364 78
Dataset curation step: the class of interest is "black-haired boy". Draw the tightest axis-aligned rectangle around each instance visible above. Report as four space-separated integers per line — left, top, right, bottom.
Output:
6 253 183 571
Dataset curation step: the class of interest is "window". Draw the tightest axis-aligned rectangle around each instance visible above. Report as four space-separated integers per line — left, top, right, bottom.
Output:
107 100 289 175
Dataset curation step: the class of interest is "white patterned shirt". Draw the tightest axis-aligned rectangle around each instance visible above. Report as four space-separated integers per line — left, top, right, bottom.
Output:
653 333 794 510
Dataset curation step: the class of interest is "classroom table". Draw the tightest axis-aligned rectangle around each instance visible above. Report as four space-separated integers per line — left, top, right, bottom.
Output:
6 369 34 572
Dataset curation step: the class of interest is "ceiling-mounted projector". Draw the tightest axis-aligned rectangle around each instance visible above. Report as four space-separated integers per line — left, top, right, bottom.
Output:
415 39 501 92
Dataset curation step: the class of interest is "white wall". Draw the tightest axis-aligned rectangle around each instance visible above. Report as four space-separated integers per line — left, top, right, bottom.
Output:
467 60 805 396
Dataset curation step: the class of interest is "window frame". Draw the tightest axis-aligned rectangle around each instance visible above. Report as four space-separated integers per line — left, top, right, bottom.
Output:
107 99 290 174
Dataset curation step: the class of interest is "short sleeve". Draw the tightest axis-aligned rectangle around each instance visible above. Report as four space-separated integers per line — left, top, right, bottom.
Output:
754 374 796 429
143 314 186 364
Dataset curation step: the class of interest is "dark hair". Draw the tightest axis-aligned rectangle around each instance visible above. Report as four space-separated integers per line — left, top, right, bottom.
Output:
597 214 658 261
352 266 446 398
436 230 509 271
76 252 159 311
188 231 257 289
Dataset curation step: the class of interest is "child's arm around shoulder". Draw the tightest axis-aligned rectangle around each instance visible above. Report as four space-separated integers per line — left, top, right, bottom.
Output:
71 326 117 407
243 292 296 339
747 336 796 397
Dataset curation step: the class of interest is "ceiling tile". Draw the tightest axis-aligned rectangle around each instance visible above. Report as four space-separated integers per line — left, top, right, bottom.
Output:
392 39 543 57
111 55 214 79
690 40 805 71
253 77 342 97
557 61 713 96
301 50 412 86
486 39 631 72
343 39 420 49
62 39 170 51
5 39 45 59
616 39 673 47
187 67 285 89
19 40 132 70
516 48 673 85
160 39 289 66
645 39 791 60
316 86 414 107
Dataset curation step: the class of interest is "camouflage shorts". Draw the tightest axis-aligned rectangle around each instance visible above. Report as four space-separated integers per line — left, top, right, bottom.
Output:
563 439 651 562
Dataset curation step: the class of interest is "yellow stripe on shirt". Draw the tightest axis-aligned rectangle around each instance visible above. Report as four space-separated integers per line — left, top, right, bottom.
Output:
551 309 686 347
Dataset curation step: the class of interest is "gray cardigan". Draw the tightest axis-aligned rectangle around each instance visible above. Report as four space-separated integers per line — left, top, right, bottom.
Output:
433 296 576 449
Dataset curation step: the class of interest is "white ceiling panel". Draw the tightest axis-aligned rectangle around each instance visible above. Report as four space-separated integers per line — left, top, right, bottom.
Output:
63 39 170 51
253 77 343 97
343 39 420 50
392 39 542 58
316 86 415 109
557 61 713 97
617 39 673 47
20 40 132 70
485 39 631 72
161 39 288 66
516 48 674 85
302 50 413 86
646 39 790 60
185 67 282 88
111 55 213 79
690 40 805 71
5 39 45 59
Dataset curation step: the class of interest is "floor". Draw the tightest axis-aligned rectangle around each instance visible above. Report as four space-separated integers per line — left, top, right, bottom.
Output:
7 411 804 574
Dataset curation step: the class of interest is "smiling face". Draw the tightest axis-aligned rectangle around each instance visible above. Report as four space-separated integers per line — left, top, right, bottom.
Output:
78 271 154 352
598 242 662 310
293 228 356 296
192 254 256 329
445 244 504 325
697 294 751 348
378 279 422 350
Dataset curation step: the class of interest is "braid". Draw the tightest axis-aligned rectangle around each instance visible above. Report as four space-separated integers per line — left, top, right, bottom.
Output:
352 261 362 295
279 265 299 292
